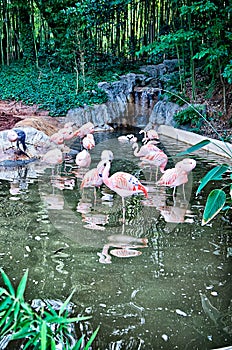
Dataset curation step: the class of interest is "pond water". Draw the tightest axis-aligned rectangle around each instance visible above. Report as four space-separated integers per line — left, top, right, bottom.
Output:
0 128 231 350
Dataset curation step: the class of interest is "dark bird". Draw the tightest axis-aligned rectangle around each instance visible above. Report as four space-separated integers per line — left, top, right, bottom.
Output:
7 129 27 152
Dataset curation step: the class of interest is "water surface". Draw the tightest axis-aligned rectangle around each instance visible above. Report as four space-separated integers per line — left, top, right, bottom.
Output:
0 131 231 350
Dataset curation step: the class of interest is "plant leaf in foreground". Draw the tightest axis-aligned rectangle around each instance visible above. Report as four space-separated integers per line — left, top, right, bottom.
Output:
176 140 211 156
196 164 229 195
202 189 226 226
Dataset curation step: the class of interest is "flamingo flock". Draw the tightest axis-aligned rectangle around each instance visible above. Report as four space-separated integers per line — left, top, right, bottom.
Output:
12 120 195 227
46 123 197 227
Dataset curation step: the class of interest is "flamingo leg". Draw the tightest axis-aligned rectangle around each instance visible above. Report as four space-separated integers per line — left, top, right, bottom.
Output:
155 166 159 181
122 197 126 224
182 184 186 201
93 187 97 206
172 186 176 201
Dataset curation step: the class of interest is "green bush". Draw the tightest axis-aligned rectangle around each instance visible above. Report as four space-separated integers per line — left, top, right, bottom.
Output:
173 105 206 131
0 63 108 116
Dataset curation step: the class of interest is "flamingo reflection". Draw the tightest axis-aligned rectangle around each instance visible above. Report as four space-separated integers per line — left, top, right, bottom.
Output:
97 235 148 264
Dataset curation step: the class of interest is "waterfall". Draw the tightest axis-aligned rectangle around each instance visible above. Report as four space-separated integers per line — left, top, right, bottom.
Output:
132 87 158 128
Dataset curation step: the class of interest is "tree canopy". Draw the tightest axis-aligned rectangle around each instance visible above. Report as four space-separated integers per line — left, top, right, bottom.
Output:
0 0 231 113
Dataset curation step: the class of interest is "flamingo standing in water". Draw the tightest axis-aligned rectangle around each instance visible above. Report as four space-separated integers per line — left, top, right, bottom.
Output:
140 149 168 180
140 129 159 144
132 141 160 158
100 160 148 224
101 149 114 162
156 158 196 199
50 132 64 145
80 160 106 200
75 149 91 168
41 148 63 165
82 133 95 150
73 122 94 138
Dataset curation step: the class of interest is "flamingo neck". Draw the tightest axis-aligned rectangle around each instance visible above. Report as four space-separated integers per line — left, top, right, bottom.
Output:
102 162 111 187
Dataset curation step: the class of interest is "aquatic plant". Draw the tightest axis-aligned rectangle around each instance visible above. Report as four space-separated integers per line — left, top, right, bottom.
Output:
0 269 99 349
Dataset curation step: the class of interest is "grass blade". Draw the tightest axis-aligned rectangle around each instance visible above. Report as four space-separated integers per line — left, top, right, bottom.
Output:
196 164 229 195
16 269 28 300
0 269 15 296
0 296 12 311
202 189 226 226
83 326 100 350
59 289 76 316
40 320 47 350
72 335 84 350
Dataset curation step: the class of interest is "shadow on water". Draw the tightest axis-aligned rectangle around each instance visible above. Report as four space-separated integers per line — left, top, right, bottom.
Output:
0 128 231 349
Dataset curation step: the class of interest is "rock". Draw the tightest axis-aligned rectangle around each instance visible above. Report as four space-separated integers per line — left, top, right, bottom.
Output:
148 100 180 126
163 59 180 72
15 117 59 136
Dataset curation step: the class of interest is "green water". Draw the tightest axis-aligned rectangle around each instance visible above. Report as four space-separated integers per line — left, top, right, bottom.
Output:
0 133 231 349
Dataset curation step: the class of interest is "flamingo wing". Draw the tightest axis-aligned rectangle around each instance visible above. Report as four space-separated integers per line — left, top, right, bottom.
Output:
157 169 178 186
110 172 148 197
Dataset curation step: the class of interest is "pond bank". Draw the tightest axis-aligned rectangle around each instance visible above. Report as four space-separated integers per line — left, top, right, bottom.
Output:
158 125 232 160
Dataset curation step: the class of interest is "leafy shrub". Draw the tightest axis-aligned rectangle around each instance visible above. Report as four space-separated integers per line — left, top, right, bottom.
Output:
0 63 108 116
173 105 206 131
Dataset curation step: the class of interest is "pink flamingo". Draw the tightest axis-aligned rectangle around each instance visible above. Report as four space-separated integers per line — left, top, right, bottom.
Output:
75 149 91 168
50 132 64 145
140 129 159 144
132 141 160 158
82 133 95 150
80 160 106 200
100 160 148 224
73 122 94 139
101 149 114 162
58 126 74 141
140 149 168 180
156 158 196 198
118 134 137 143
41 148 63 164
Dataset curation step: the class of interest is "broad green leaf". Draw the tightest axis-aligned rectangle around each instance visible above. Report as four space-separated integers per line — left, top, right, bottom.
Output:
0 269 15 296
16 269 28 300
40 320 47 350
51 337 57 350
196 164 229 195
45 315 91 324
176 140 211 156
83 326 100 350
202 189 226 226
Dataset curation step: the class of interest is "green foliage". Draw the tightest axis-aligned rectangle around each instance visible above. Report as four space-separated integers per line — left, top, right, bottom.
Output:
202 189 227 226
196 164 229 195
222 60 232 84
173 105 205 130
176 139 231 225
0 63 108 116
0 269 99 349
176 140 211 157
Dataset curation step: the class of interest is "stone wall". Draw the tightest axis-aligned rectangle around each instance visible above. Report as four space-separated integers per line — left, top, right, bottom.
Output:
65 59 182 129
